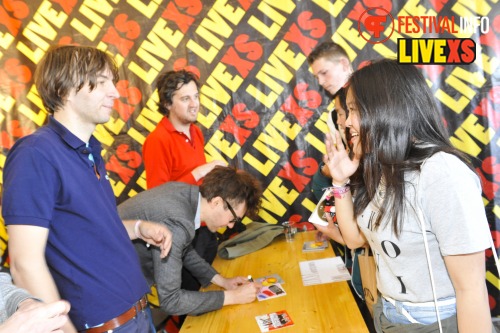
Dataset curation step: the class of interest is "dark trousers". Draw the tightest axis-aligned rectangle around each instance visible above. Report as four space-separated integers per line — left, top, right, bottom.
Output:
181 226 218 291
175 227 218 328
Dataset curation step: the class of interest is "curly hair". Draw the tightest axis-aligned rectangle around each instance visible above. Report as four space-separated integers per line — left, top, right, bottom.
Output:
156 70 199 116
200 166 262 220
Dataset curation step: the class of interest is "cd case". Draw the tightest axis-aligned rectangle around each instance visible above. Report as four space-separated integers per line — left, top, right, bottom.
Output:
302 240 328 252
308 189 334 227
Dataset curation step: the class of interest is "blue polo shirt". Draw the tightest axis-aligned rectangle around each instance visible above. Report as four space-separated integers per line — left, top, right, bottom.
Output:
2 117 149 330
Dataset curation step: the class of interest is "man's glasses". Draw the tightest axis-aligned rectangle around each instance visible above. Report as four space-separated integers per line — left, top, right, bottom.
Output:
224 199 243 224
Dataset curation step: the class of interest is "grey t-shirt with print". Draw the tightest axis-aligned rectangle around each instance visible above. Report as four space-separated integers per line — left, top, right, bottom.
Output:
358 152 490 302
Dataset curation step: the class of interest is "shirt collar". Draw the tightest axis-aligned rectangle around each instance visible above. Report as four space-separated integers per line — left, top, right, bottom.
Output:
161 116 196 137
47 116 102 156
194 192 201 230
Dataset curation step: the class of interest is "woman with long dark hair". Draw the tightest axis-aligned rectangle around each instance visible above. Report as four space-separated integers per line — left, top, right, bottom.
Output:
323 59 491 332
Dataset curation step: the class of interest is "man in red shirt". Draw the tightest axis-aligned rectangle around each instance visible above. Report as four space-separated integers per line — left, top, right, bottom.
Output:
143 70 225 294
143 70 225 188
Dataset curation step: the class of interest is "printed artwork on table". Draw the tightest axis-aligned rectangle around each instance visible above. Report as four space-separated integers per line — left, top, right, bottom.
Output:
255 273 284 286
255 310 294 332
257 283 286 301
302 240 328 252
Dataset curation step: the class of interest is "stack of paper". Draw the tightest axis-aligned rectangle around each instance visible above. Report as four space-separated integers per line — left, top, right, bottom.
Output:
299 257 351 286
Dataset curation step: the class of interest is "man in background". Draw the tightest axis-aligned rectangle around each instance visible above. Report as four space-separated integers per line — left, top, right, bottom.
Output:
143 70 225 189
307 41 353 201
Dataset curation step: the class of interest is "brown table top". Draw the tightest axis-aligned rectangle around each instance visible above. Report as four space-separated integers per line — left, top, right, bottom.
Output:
180 230 368 333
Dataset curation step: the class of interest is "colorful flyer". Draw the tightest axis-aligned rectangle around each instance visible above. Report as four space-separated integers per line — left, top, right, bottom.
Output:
257 282 286 301
255 310 294 332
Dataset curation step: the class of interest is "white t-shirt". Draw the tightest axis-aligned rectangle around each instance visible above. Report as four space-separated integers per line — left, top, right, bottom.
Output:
358 152 490 302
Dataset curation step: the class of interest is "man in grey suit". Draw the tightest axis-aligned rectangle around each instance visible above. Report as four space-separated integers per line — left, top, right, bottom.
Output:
117 166 262 316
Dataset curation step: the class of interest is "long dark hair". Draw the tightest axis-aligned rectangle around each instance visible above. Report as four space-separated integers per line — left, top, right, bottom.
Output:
349 59 474 235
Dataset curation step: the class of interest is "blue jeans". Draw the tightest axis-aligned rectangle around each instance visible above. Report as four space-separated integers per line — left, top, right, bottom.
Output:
382 296 456 325
83 306 155 333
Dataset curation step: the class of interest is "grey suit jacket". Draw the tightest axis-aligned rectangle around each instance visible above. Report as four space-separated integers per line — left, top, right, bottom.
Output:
117 182 224 316
0 269 33 323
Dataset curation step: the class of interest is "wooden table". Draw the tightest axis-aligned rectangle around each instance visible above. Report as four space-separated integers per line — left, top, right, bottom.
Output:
180 231 368 333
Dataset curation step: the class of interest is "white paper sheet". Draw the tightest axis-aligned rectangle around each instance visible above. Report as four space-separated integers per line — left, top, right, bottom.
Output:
299 257 351 286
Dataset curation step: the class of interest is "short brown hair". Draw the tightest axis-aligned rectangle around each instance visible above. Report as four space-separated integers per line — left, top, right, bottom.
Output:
200 166 262 220
35 45 119 114
156 70 199 116
307 41 350 65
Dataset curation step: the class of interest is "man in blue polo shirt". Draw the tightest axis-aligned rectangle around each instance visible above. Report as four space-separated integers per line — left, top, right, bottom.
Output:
2 45 172 333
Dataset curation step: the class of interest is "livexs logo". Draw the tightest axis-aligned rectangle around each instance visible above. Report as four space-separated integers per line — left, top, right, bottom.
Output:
357 7 488 65
398 38 476 64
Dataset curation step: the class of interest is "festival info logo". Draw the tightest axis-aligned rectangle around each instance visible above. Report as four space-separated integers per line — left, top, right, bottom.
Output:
358 7 489 64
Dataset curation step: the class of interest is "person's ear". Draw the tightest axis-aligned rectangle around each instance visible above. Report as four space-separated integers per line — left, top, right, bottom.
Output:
340 57 351 72
210 196 224 208
217 196 225 206
65 89 75 103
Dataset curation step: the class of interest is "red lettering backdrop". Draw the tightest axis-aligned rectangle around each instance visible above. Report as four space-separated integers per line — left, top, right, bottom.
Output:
0 0 498 316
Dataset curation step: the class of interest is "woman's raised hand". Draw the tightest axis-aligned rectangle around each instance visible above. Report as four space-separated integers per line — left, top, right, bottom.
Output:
324 131 359 185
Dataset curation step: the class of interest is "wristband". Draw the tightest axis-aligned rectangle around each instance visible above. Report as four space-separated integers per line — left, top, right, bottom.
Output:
332 178 350 188
134 220 142 239
331 186 350 198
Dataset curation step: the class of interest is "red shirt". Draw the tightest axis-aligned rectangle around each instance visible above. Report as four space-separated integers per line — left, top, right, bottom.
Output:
143 117 206 189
